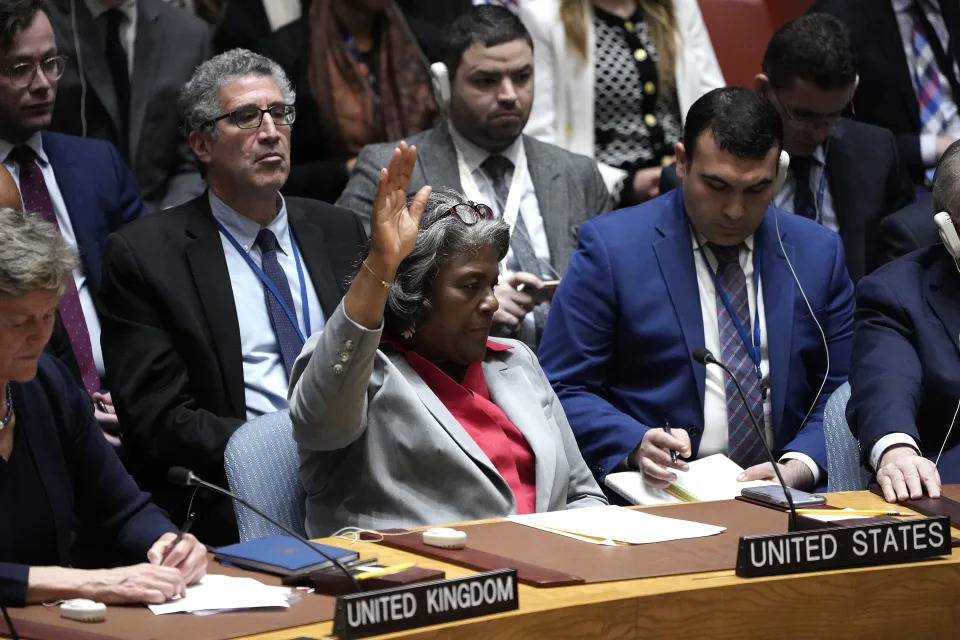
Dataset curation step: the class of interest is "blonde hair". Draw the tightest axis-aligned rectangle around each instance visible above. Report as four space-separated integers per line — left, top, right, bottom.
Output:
560 0 679 89
0 208 77 297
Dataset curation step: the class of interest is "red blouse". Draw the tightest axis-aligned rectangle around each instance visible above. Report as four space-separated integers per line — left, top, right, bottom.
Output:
385 339 537 514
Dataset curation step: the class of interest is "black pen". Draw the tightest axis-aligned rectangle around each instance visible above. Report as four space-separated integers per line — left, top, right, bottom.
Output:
664 421 678 465
161 511 195 564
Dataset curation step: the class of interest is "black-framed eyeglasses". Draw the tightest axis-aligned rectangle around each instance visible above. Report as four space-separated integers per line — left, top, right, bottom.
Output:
771 89 849 129
1 55 68 88
437 201 495 225
203 103 296 130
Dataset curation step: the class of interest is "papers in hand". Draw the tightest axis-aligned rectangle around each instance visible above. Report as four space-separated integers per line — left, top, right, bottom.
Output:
604 453 777 505
507 505 725 546
148 574 293 616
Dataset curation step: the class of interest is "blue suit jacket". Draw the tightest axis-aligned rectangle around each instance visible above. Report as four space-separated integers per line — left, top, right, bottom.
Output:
0 357 176 606
538 189 856 482
848 246 960 480
41 131 146 295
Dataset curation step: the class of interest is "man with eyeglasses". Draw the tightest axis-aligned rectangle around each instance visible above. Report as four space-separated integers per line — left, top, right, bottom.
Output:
97 49 367 545
0 0 147 445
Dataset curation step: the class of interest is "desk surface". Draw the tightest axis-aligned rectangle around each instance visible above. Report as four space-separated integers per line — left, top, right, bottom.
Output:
237 491 960 640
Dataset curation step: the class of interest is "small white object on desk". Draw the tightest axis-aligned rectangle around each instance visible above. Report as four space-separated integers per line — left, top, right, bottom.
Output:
422 527 467 549
60 599 107 622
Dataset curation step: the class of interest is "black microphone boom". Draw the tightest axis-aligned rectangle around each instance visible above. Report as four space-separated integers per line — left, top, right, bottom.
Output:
690 349 799 532
166 466 361 592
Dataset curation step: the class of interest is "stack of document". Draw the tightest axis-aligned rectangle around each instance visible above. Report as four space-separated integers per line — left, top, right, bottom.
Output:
604 453 777 505
148 574 293 616
507 505 725 546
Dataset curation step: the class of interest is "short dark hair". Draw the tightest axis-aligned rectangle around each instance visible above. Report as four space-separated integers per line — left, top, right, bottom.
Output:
933 140 960 219
0 0 45 54
441 4 533 78
762 14 857 91
683 87 783 161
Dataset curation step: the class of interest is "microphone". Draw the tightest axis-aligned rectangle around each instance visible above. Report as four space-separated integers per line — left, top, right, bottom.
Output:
691 349 799 532
166 466 361 592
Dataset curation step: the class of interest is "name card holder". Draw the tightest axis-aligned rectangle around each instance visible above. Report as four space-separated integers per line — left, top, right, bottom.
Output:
736 516 951 578
333 568 519 639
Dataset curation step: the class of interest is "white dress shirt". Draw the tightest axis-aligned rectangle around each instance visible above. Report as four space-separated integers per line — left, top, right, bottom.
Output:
693 233 820 482
84 0 138 76
773 145 838 233
210 191 326 421
263 0 301 31
892 0 960 166
1 133 105 378
448 123 553 343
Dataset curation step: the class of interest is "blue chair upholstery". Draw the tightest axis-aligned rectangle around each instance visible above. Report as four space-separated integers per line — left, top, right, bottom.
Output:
822 382 872 492
224 410 307 541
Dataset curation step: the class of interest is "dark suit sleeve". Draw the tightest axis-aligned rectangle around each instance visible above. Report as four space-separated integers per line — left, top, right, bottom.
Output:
108 142 148 225
781 233 856 471
98 232 245 478
895 133 924 180
538 222 652 480
847 271 924 457
879 211 924 265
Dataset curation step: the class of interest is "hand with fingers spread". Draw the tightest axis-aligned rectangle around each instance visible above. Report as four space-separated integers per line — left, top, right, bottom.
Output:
147 532 208 586
629 427 692 489
739 459 815 490
493 271 543 329
876 445 941 503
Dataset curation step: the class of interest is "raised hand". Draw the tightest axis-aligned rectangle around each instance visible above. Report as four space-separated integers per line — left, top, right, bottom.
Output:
369 142 432 269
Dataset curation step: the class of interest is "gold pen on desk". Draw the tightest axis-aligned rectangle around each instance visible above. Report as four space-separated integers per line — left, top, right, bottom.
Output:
796 509 906 516
355 561 416 581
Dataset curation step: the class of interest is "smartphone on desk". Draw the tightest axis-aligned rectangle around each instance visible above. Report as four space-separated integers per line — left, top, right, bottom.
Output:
740 485 827 508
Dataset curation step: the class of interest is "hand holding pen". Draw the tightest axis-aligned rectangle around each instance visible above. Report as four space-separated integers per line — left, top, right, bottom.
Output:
629 424 692 489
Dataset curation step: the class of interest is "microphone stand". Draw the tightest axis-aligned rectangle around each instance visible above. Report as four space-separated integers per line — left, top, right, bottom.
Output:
0 594 20 640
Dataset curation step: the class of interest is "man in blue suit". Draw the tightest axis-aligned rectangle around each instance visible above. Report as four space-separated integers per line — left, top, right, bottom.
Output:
539 88 855 493
0 0 146 443
847 141 960 503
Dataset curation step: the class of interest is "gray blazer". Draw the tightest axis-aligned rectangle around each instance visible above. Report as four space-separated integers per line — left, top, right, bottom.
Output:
336 125 614 274
49 0 210 211
288 303 607 537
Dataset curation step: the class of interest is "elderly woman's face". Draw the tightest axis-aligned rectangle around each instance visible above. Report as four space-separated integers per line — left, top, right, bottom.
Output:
409 245 500 366
0 289 59 382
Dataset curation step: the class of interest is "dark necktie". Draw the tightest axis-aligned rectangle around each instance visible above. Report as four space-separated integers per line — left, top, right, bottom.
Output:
790 156 817 220
10 146 101 396
481 155 548 339
707 243 766 469
104 8 130 160
254 229 303 378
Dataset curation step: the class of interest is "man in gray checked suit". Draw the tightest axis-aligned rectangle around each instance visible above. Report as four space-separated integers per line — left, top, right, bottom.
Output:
337 5 613 348
46 0 211 211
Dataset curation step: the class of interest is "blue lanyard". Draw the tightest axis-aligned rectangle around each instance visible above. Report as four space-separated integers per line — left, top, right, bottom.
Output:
697 237 763 383
216 221 311 344
812 164 827 225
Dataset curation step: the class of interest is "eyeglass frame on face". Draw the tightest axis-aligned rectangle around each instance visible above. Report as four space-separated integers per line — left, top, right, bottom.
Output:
770 88 852 129
436 201 495 226
1 54 68 88
201 102 297 131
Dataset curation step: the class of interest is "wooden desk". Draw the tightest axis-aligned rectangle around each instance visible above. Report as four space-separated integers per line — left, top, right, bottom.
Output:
240 492 960 640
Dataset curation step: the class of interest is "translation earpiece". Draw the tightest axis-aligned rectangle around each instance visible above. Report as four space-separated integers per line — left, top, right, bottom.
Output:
430 62 451 114
774 149 790 193
935 211 960 260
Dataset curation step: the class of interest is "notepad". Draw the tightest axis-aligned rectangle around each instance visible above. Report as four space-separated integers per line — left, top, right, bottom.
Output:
214 534 359 578
605 453 777 505
149 574 293 615
507 505 725 545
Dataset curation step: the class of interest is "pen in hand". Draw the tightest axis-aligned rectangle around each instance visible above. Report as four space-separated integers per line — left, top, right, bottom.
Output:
664 421 678 466
160 511 195 564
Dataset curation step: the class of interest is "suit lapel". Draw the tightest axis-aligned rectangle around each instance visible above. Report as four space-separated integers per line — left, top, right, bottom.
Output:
183 196 245 418
65 0 121 128
523 137 567 269
417 125 465 191
129 1 161 165
652 193 706 416
927 254 960 358
758 210 795 436
287 202 342 319
484 358 557 513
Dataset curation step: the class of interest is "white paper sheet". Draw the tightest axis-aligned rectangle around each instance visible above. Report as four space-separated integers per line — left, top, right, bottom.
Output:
148 574 292 615
507 505 726 545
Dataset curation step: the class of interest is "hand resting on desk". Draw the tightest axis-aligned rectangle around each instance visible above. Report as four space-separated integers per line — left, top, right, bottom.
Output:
737 459 814 491
876 445 941 503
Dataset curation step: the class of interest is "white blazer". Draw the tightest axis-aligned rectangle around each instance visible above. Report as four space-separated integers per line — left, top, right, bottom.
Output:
520 0 725 193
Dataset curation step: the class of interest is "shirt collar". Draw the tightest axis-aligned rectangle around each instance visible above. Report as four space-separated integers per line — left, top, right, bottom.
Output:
84 0 137 22
689 228 755 254
208 190 291 255
448 121 524 175
0 131 48 166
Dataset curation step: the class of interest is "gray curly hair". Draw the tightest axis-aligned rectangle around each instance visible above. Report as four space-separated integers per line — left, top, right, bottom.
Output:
178 48 295 135
380 187 509 337
0 208 77 297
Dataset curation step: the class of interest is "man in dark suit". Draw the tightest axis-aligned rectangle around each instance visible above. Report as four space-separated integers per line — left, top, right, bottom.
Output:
98 50 367 545
337 5 612 348
661 14 914 283
540 88 855 493
47 0 211 210
812 0 960 186
878 190 939 265
847 141 960 503
0 0 147 444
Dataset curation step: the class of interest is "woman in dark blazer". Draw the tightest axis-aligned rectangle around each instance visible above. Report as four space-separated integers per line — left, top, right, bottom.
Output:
0 208 207 607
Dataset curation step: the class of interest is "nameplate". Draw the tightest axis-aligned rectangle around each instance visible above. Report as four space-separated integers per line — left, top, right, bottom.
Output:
736 516 951 577
332 569 519 639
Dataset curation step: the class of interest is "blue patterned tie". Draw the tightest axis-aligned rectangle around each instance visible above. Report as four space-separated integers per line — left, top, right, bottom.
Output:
255 229 302 378
708 243 767 468
912 0 946 183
